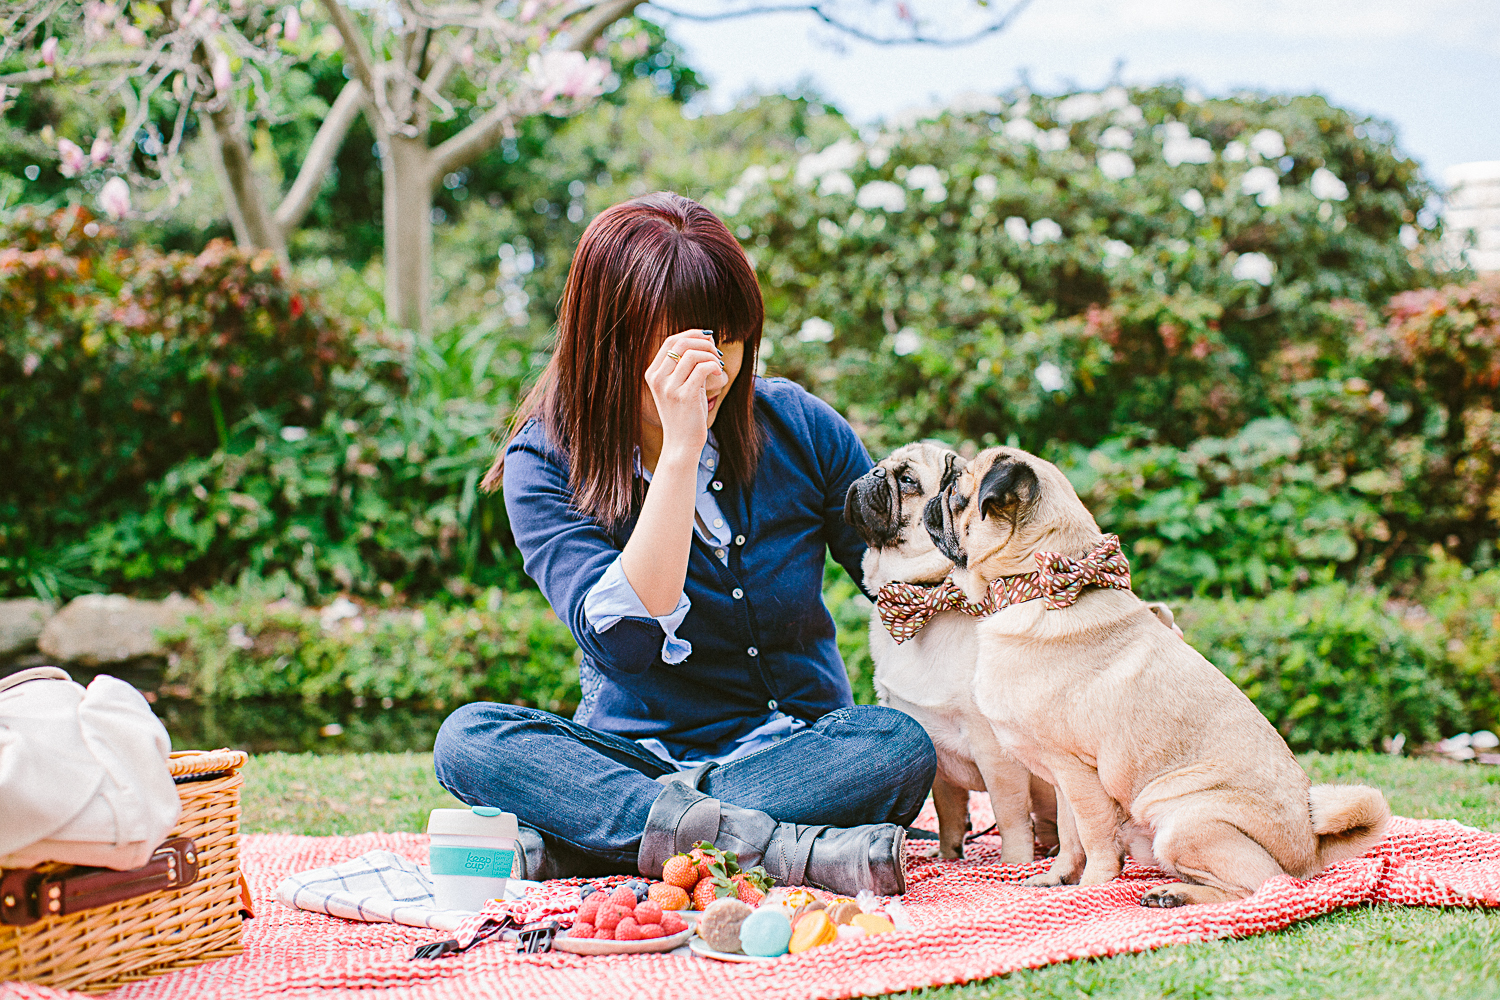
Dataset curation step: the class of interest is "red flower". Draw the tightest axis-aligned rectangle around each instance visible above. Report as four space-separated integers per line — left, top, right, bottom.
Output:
289 294 305 319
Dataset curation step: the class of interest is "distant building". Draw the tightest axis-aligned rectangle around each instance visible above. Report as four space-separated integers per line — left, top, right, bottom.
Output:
1444 161 1500 273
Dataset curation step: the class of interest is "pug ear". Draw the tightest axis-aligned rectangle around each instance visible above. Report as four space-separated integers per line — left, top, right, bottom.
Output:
978 459 1038 523
940 452 965 493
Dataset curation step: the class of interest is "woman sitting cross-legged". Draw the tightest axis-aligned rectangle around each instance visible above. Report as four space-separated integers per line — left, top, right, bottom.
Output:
433 192 937 896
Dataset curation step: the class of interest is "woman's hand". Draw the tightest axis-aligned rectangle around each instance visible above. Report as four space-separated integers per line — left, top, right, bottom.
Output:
642 329 726 462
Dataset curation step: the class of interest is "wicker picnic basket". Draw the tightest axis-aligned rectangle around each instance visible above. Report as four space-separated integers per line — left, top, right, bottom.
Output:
0 748 249 993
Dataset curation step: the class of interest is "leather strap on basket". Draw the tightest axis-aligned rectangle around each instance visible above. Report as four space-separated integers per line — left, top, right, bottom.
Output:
0 837 200 926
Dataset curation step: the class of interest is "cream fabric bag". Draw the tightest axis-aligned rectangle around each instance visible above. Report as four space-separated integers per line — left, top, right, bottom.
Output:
0 667 180 870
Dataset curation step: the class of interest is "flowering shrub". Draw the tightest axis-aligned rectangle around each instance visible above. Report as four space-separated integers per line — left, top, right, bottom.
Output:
0 206 391 598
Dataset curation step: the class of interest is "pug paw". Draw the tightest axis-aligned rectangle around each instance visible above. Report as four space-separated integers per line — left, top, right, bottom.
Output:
1021 873 1067 887
1139 886 1190 908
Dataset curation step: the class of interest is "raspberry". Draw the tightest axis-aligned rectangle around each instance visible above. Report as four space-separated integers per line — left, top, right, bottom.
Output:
662 856 699 889
595 904 627 931
609 885 638 909
577 894 604 923
659 911 688 935
634 900 664 925
593 927 614 941
648 884 690 911
637 923 665 939
613 918 642 941
569 922 596 939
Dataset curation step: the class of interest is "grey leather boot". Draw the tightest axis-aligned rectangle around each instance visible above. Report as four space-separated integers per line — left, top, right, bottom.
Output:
637 781 907 896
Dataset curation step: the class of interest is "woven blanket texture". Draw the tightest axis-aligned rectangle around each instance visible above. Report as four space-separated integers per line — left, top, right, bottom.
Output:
4 795 1498 1000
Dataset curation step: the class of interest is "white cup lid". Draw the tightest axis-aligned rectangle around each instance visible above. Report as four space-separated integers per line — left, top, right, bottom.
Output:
427 806 521 839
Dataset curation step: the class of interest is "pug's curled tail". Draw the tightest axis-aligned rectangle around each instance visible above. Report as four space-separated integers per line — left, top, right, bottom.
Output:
1308 784 1391 869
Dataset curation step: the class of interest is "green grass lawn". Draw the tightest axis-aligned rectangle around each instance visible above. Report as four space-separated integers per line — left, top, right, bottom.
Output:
241 751 1500 1000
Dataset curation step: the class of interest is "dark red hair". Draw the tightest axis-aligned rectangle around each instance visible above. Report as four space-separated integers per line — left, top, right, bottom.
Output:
484 192 765 526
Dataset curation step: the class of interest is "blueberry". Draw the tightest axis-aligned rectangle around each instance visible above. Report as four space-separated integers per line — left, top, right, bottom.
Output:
579 885 597 899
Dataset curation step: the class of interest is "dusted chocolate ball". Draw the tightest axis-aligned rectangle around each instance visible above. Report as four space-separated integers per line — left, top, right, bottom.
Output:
698 897 753 953
825 900 862 926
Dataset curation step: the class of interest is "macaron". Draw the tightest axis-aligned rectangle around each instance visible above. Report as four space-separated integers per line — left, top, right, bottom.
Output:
738 907 793 958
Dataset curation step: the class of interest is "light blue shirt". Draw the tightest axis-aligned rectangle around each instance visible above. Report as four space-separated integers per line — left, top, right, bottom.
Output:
580 433 808 768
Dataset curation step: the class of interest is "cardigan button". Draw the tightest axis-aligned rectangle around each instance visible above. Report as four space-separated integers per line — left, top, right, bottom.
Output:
711 480 723 491
734 534 746 545
732 588 744 599
716 548 726 559
747 646 759 657
767 699 778 710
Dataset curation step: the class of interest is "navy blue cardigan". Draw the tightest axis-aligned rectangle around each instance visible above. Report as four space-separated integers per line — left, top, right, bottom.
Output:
502 377 873 758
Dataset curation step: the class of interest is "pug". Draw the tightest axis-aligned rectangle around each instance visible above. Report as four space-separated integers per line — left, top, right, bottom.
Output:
845 442 1055 865
925 445 1391 906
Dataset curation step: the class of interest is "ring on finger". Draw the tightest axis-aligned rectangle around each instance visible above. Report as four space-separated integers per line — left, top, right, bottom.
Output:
666 350 681 361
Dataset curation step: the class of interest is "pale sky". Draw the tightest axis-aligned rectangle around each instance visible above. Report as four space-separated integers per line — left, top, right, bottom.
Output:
646 0 1500 185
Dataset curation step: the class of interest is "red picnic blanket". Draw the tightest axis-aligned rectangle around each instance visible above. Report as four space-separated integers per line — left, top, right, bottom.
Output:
4 795 1498 1000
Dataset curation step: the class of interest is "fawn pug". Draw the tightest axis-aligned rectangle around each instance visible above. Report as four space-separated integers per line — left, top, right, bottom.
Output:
845 442 1055 864
925 445 1390 906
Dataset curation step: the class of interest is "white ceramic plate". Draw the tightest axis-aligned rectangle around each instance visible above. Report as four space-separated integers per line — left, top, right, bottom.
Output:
687 937 781 963
553 927 693 955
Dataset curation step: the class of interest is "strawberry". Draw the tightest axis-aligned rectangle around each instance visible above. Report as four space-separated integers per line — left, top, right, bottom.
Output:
637 923 666 939
613 917 643 941
659 910 688 935
569 922 596 939
647 883 690 911
634 900 663 925
731 875 766 905
609 885 638 909
691 876 722 911
662 855 700 889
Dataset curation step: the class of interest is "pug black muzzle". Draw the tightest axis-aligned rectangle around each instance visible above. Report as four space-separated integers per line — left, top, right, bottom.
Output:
844 466 903 547
924 490 966 567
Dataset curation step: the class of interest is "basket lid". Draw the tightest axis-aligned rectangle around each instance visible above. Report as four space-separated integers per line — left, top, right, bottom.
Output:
427 807 520 839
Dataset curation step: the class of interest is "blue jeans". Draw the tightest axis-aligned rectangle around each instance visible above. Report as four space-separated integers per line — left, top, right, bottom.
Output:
433 703 937 875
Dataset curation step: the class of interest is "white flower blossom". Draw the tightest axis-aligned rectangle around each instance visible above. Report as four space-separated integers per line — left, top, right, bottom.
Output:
1004 216 1031 243
1114 104 1145 125
797 317 835 343
1034 129 1070 153
1098 126 1134 150
1180 188 1206 213
855 180 906 213
89 136 110 167
1240 165 1281 206
795 139 862 188
1103 240 1135 265
1160 122 1212 166
1034 362 1066 392
98 176 131 219
817 217 842 239
1097 151 1135 180
280 426 309 443
1030 218 1063 243
1249 129 1286 159
41 36 57 65
119 24 146 46
212 50 232 95
1102 87 1130 110
1399 225 1419 250
817 171 855 197
905 164 947 202
1055 93 1103 123
893 327 922 356
1224 141 1248 162
1003 118 1038 143
1310 167 1349 201
866 145 890 169
973 174 998 200
1231 252 1274 285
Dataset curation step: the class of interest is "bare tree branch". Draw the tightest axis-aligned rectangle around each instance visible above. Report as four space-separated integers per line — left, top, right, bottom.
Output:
273 78 366 232
426 100 516 182
317 0 384 135
565 0 644 50
645 0 1035 47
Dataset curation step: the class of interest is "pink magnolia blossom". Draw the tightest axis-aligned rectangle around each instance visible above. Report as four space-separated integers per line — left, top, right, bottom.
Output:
283 7 301 42
40 37 58 65
527 50 610 104
519 0 539 22
119 24 147 46
458 44 474 67
99 177 131 219
90 136 111 166
58 138 87 177
184 0 204 24
212 50 232 95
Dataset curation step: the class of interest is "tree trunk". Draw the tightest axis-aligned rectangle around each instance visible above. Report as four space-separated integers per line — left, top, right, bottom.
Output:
383 134 434 334
202 105 287 262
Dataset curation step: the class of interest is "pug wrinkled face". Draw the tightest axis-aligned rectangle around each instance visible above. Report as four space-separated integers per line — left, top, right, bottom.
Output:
924 448 1040 571
845 442 964 552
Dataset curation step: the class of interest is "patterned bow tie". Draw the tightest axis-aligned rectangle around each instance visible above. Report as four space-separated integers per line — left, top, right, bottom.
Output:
874 534 1131 644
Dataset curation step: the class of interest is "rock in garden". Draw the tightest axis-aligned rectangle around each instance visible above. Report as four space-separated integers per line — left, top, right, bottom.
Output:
37 594 196 666
0 599 55 658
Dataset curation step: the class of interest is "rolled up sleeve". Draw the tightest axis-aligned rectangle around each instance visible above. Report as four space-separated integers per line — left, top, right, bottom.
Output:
583 557 694 664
